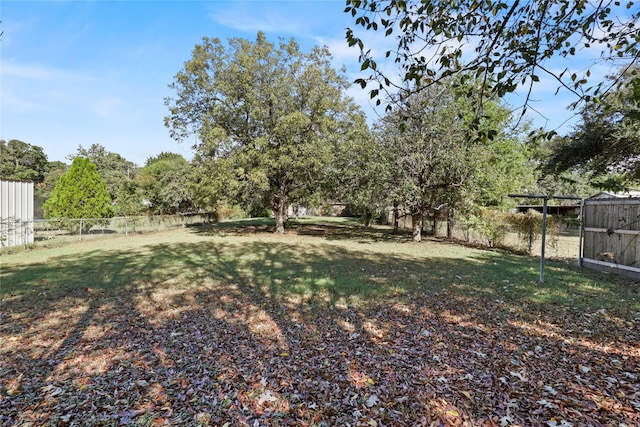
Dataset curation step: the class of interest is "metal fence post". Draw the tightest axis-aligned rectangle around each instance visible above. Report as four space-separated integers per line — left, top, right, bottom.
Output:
578 199 585 267
539 196 548 283
509 194 583 284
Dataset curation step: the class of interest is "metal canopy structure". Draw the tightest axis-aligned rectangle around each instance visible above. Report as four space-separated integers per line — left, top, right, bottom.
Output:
508 194 583 283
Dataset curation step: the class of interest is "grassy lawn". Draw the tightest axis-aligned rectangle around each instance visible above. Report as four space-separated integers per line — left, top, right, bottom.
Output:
1 218 638 426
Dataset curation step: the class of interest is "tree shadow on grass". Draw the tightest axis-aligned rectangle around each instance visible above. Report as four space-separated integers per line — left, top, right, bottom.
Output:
187 218 413 244
187 218 276 235
290 222 412 244
1 231 639 425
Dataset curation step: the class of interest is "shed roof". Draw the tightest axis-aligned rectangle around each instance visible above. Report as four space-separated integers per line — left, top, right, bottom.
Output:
589 190 640 199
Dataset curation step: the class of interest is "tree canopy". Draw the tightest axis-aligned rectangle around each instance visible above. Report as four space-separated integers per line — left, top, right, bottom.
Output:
165 32 366 232
68 143 136 201
544 66 640 183
0 139 49 183
331 120 388 227
138 153 195 215
373 79 531 241
345 0 639 118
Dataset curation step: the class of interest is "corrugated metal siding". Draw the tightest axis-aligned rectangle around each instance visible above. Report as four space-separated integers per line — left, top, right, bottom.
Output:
0 179 35 247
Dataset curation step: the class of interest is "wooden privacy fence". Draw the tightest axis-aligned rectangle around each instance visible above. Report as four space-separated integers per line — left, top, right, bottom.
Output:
581 197 640 280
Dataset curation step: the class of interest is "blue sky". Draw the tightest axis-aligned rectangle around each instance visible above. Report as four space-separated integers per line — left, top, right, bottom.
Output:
2 1 368 165
0 1 621 166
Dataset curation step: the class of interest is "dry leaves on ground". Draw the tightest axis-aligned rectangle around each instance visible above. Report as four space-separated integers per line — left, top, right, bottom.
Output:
1 281 638 426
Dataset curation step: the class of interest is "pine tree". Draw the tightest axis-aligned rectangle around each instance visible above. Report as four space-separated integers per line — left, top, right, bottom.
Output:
43 157 114 232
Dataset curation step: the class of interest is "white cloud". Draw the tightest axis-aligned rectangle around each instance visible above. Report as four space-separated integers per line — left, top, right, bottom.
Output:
93 97 123 118
1 59 92 81
0 89 38 112
313 36 357 62
210 4 305 34
2 61 62 80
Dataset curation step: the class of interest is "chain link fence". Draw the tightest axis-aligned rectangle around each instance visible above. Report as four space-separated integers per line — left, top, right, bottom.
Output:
2 211 580 259
1 213 215 250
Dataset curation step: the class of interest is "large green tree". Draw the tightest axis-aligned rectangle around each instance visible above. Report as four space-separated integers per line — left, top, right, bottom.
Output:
375 80 530 241
332 118 389 227
138 152 195 215
112 176 146 217
165 32 365 232
345 0 639 118
0 139 49 183
376 85 473 241
43 157 114 232
463 103 535 209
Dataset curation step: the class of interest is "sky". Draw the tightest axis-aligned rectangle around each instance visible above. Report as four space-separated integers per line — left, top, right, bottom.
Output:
0 0 625 166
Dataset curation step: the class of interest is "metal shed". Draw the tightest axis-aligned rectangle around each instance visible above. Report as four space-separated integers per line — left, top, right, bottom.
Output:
0 179 35 247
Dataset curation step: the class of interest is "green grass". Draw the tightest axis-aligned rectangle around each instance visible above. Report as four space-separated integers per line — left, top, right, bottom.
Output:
2 217 639 425
2 217 637 318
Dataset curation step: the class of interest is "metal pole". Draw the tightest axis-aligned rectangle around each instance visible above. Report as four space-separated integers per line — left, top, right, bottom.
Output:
540 196 548 283
578 199 585 267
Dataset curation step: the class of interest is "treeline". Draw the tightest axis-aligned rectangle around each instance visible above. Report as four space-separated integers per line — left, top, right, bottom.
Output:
162 33 638 241
0 141 199 222
3 32 638 241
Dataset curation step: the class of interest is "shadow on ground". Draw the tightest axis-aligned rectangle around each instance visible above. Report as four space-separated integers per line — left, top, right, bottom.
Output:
1 222 638 425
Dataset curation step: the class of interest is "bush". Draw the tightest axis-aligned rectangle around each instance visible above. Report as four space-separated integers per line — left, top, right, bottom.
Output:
218 203 247 221
43 157 114 233
505 209 559 255
464 208 509 248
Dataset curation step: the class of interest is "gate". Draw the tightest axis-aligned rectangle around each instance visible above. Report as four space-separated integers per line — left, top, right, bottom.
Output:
581 197 640 280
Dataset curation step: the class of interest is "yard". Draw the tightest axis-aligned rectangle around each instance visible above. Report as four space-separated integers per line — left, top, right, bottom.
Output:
1 218 638 426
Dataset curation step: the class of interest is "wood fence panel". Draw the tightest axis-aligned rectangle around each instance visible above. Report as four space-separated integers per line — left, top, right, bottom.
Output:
581 198 640 279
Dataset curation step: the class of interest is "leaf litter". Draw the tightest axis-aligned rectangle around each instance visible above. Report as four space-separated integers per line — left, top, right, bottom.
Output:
1 247 638 426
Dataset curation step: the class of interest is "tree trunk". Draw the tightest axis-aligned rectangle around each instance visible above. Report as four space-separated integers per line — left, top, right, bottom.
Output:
363 208 372 227
392 203 399 233
411 209 423 242
432 208 437 236
447 208 453 239
528 229 535 255
272 194 288 234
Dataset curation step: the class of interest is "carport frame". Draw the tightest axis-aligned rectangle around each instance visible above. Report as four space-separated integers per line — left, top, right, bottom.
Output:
508 194 583 283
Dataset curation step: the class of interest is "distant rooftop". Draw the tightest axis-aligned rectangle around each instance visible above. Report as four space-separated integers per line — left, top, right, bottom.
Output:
589 190 640 199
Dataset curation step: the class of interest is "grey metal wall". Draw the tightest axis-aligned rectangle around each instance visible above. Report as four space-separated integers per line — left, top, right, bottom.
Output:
0 179 35 247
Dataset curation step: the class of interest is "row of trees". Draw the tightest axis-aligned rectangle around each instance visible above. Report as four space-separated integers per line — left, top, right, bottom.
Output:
163 31 637 241
58 145 196 216
4 4 638 240
0 141 199 230
164 33 532 240
347 84 534 241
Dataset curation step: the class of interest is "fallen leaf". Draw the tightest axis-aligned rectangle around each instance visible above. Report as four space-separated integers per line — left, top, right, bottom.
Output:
366 394 379 407
258 390 277 405
510 371 528 382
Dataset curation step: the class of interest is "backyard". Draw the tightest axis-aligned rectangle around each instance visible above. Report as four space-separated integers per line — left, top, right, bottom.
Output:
1 218 638 426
